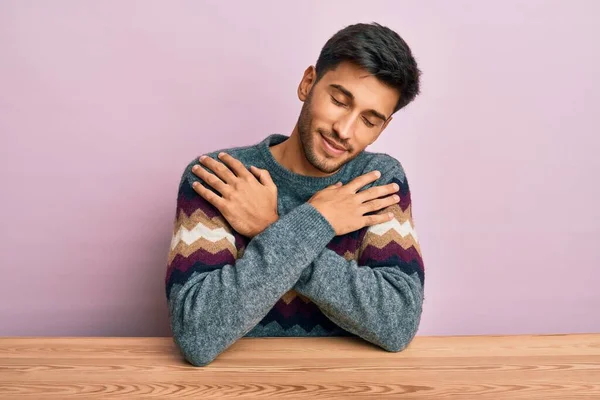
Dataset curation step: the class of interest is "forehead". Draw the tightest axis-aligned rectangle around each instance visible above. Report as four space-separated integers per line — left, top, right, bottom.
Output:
319 61 399 114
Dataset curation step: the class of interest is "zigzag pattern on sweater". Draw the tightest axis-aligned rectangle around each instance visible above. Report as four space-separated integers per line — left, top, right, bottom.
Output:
165 172 424 335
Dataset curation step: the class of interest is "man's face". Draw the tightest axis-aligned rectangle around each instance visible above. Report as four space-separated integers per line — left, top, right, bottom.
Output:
297 61 399 174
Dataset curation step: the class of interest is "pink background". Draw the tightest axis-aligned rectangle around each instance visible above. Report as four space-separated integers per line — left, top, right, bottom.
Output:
1 1 598 336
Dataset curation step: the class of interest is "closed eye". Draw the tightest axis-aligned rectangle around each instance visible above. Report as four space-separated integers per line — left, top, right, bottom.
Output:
330 96 346 107
362 118 375 128
331 95 376 128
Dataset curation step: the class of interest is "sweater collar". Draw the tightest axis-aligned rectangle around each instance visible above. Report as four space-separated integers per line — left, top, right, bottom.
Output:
257 133 352 190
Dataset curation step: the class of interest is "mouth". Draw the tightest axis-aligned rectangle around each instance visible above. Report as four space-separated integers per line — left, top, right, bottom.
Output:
320 133 347 156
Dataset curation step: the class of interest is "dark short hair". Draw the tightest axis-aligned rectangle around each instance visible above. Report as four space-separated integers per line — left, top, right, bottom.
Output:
315 22 421 114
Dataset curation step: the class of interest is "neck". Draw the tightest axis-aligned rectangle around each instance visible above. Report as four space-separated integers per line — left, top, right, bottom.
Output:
269 126 339 178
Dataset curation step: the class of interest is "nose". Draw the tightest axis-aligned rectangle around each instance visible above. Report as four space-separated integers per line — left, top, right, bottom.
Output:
331 112 357 141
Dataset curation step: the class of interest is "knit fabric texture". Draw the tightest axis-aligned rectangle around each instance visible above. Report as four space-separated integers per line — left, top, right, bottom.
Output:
165 133 425 366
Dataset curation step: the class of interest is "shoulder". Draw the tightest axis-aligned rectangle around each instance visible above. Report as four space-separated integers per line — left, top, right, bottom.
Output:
178 141 261 187
353 150 408 188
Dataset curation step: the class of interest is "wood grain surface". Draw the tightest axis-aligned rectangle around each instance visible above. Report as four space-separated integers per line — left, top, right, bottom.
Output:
0 334 598 399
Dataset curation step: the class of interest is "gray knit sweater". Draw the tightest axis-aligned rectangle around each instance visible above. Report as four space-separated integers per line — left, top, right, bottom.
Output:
165 133 425 366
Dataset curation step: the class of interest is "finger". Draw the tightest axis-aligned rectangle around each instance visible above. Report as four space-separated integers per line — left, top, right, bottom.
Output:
323 181 343 190
362 194 399 214
248 166 263 182
357 182 399 202
258 168 275 187
362 211 395 228
192 164 229 195
199 155 237 184
217 152 253 179
250 166 275 187
192 180 226 211
344 170 381 193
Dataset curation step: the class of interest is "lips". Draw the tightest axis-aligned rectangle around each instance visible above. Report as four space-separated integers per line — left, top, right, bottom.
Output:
321 134 347 153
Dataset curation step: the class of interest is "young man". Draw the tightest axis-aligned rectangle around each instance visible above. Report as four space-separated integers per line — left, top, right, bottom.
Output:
165 22 425 366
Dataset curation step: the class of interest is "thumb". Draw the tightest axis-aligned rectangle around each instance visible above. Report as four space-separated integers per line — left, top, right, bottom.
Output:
250 166 275 187
324 181 343 190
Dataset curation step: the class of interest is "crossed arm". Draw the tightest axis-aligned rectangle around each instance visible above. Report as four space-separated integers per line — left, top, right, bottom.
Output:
293 168 425 351
166 153 424 366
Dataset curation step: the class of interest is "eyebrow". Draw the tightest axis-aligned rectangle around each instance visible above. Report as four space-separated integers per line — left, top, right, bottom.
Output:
329 84 389 122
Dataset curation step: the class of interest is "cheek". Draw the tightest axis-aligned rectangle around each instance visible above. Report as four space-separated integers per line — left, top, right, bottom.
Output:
349 136 375 154
310 94 341 124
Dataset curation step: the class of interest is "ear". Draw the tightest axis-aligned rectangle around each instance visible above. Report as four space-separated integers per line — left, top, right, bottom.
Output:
298 65 317 102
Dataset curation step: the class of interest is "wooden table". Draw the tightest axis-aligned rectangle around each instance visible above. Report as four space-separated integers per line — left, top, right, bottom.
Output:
0 334 598 399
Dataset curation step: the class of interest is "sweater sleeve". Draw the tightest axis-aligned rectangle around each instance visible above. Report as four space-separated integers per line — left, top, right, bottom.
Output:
293 160 425 352
165 158 336 366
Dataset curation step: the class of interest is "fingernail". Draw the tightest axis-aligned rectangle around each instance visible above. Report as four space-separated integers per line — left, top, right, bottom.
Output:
375 170 381 177
218 152 225 157
393 183 399 190
393 195 399 201
192 165 199 171
193 181 199 187
199 155 206 161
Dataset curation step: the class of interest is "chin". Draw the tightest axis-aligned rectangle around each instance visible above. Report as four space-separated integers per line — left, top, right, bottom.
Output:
316 149 348 173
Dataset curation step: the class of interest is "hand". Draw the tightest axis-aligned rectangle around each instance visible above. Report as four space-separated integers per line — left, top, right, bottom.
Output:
308 170 399 236
191 152 278 238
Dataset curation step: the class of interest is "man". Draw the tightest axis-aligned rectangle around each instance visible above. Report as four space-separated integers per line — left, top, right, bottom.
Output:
165 22 425 367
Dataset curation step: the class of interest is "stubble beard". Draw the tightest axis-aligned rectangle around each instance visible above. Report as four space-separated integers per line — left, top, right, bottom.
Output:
297 90 349 174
